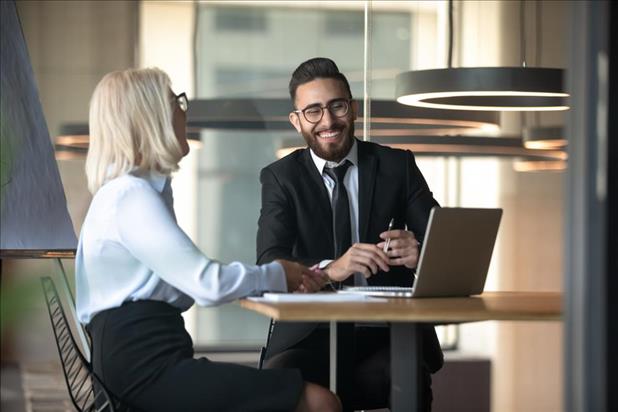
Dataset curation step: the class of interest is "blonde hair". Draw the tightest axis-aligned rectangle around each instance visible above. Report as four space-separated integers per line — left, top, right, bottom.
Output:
86 68 183 193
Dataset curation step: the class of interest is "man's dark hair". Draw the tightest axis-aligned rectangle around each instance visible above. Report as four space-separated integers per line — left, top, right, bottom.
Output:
288 57 353 105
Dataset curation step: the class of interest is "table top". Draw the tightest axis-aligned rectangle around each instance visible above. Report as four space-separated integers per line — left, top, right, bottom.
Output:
239 291 562 323
0 249 76 259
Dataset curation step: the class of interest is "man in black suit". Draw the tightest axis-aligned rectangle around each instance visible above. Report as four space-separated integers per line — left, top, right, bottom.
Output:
257 57 443 411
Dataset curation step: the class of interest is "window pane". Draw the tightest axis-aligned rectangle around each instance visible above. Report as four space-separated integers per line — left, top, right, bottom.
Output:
194 2 367 348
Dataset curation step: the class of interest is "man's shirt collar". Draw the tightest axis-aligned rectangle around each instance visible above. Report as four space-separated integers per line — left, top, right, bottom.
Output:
310 138 358 175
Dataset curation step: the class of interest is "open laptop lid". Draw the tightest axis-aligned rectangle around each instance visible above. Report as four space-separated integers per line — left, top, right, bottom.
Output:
410 207 502 297
339 207 502 298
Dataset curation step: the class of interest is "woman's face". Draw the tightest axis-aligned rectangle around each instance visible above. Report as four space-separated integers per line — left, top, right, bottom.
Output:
171 91 190 157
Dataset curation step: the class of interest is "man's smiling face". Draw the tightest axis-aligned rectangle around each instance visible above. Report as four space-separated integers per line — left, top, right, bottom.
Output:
289 78 357 162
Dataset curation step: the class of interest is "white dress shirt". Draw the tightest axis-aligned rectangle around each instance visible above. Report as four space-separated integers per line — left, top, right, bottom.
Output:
310 139 367 286
76 170 286 324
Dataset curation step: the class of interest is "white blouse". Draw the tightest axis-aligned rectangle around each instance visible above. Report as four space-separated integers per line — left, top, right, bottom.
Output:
76 170 286 324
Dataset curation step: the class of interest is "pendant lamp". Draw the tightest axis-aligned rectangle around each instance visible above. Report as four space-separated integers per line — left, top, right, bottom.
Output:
186 98 499 136
55 96 501 160
523 126 566 149
276 135 568 162
396 0 569 112
54 122 203 160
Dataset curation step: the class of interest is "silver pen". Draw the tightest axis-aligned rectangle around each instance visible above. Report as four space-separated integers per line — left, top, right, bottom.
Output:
383 218 394 252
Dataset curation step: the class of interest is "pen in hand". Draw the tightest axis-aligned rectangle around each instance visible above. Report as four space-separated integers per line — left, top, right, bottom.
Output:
383 218 394 252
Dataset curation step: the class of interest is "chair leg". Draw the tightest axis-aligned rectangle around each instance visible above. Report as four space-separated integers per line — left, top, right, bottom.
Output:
258 318 275 369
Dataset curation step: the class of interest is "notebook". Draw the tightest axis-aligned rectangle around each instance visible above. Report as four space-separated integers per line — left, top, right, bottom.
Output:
338 207 503 298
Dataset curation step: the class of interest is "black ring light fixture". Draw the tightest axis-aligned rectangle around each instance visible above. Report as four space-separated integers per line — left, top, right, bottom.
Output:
396 67 569 112
54 97 500 160
276 135 568 162
522 126 566 149
185 98 499 136
396 0 569 112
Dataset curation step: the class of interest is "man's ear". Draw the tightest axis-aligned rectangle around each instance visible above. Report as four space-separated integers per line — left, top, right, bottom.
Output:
289 112 302 133
351 100 359 121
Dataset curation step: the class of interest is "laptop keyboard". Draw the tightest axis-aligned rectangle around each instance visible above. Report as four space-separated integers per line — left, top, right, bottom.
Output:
343 286 414 293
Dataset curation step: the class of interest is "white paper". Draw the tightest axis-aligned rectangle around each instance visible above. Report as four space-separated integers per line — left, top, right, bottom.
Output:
248 292 385 303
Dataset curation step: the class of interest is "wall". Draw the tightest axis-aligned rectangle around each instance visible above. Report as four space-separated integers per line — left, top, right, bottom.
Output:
454 1 566 411
16 0 138 235
2 0 138 364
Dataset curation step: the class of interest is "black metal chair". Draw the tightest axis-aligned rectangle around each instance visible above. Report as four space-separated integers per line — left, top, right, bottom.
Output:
258 318 275 369
41 276 121 412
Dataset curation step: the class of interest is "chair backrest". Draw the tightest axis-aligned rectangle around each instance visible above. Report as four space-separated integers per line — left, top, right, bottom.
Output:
41 276 118 412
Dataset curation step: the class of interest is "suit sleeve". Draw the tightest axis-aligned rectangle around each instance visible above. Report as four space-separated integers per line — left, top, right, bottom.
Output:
256 167 298 264
404 150 440 242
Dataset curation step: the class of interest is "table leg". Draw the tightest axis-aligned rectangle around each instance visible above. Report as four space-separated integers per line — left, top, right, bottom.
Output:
329 321 354 409
329 320 337 393
391 322 423 412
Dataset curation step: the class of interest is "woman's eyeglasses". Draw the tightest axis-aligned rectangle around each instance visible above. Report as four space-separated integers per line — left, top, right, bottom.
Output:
174 92 188 112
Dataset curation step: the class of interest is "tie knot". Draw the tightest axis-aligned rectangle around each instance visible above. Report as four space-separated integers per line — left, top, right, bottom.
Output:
324 160 351 183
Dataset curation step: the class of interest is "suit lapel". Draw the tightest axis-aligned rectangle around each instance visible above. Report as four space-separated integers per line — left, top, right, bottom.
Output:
357 141 377 242
299 148 333 224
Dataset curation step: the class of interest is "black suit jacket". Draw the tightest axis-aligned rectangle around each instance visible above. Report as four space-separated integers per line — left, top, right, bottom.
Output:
257 139 444 373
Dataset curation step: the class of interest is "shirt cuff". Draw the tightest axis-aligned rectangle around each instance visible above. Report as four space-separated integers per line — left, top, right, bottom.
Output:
318 259 333 269
258 261 288 293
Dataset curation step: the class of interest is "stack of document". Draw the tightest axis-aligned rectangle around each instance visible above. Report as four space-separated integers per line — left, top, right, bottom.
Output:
248 292 383 303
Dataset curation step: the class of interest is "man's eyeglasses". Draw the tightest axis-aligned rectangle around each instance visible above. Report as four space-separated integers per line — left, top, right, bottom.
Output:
293 98 351 124
175 92 188 112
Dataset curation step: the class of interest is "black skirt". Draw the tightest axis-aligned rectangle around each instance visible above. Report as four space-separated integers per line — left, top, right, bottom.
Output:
87 300 303 412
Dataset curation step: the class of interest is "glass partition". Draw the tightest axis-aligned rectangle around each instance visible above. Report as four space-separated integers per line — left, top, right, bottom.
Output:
175 1 559 353
194 1 367 348
190 1 450 348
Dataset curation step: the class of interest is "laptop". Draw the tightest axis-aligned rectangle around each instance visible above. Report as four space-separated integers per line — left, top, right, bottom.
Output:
338 207 503 298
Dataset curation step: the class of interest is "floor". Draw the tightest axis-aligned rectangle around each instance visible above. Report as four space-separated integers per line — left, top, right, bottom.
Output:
0 351 260 412
1 361 71 412
1 356 389 412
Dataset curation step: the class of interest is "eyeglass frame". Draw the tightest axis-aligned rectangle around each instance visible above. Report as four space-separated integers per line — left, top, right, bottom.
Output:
292 98 353 124
174 92 188 112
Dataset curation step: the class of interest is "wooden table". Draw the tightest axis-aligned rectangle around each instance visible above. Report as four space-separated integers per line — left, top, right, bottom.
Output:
240 292 562 412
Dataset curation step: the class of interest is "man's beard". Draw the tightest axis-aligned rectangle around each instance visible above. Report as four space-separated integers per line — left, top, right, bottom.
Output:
301 124 355 162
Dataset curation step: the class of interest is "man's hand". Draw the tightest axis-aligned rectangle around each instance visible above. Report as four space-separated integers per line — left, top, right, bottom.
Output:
377 229 421 269
276 259 327 292
325 243 390 282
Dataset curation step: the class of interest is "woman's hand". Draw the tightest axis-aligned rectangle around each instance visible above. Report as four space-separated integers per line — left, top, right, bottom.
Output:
297 265 329 293
276 260 329 293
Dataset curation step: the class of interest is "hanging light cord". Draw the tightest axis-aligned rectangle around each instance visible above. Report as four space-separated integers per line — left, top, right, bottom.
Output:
448 0 454 68
520 0 527 127
535 1 542 125
536 0 542 66
520 0 527 67
363 0 371 142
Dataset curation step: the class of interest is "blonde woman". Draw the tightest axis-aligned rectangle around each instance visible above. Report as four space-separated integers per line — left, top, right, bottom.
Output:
76 68 340 412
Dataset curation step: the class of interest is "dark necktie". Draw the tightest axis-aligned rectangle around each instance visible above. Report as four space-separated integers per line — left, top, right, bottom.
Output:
324 160 355 406
324 160 352 260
